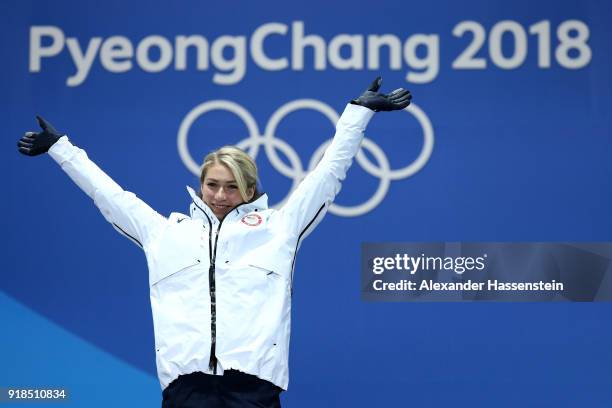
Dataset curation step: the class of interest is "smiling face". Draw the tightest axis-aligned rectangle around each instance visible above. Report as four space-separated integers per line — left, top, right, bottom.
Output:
201 164 254 220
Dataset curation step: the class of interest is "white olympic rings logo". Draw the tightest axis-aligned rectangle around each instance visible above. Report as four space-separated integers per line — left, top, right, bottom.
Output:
177 99 434 217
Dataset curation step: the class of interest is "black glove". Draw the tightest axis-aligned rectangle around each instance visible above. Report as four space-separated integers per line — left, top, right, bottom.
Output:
17 116 64 156
350 76 412 112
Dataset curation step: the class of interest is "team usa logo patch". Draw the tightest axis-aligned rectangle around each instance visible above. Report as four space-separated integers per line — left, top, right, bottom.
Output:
241 213 263 226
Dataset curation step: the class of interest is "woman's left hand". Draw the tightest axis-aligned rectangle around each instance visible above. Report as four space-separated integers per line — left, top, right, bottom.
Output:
350 76 412 112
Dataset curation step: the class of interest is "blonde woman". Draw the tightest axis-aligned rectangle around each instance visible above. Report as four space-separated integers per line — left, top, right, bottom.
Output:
17 77 411 408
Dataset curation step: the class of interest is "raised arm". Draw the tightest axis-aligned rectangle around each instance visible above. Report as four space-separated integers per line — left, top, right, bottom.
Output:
277 77 411 240
17 117 166 249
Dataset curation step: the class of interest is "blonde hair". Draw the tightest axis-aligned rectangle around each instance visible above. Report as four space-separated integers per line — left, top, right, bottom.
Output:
200 146 259 202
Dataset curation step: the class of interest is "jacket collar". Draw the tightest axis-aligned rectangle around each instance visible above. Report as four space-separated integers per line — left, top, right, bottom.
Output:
186 186 269 223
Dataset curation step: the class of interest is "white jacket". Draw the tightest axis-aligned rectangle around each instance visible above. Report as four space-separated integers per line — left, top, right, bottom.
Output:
48 103 374 390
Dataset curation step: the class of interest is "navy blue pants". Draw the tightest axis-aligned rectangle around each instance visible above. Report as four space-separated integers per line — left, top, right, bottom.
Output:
161 370 282 408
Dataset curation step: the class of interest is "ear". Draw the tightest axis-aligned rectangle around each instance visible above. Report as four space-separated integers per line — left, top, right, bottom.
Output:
246 187 255 202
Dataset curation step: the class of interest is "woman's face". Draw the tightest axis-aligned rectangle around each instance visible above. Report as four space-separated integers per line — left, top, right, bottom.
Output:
201 164 254 220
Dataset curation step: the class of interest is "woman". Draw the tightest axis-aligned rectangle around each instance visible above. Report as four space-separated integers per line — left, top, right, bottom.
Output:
17 77 411 408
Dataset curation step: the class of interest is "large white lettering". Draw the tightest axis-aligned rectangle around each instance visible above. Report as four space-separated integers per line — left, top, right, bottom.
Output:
28 22 441 87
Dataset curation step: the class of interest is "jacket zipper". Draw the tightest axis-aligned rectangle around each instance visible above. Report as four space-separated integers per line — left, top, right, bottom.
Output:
196 201 248 375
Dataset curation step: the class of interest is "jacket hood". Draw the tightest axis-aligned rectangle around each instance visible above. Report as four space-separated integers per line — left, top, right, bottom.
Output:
186 186 269 223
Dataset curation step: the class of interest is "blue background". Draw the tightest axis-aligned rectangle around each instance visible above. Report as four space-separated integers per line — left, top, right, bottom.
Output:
2 0 611 406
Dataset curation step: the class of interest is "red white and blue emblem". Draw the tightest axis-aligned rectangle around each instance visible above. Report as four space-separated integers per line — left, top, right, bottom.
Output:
241 213 262 226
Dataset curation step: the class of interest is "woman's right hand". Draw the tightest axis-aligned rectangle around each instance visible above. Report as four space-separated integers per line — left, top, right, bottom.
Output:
17 116 64 156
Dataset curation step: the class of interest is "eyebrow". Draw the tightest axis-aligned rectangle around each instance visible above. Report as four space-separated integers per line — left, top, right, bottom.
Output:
206 178 237 184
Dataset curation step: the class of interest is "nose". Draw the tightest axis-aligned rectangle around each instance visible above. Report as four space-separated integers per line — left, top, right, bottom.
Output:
214 187 226 201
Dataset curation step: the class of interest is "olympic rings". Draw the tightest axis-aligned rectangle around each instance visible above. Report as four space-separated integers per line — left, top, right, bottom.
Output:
177 99 434 217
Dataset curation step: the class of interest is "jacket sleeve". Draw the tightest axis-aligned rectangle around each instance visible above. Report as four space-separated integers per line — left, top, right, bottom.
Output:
48 136 166 249
277 103 374 241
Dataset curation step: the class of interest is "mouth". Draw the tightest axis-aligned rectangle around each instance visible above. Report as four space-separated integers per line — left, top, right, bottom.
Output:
211 203 230 212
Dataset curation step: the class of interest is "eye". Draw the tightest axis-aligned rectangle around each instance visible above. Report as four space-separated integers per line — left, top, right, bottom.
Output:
206 182 217 188
228 185 238 190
